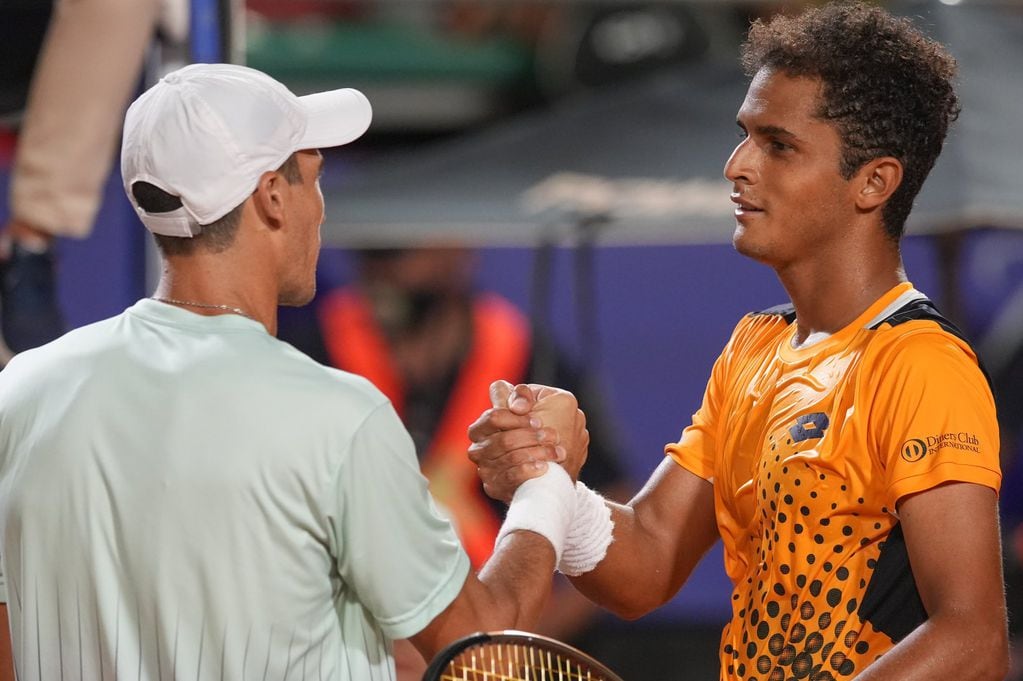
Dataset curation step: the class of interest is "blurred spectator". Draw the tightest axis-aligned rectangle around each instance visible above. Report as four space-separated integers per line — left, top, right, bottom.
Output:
280 246 631 679
1 0 173 364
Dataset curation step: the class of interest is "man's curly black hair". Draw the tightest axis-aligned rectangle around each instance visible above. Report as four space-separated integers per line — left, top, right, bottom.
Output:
741 2 960 240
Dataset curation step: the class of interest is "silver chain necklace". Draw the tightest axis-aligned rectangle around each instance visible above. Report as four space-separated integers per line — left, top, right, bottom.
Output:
151 297 257 322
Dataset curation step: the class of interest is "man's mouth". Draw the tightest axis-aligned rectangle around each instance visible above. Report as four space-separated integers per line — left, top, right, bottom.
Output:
730 193 763 213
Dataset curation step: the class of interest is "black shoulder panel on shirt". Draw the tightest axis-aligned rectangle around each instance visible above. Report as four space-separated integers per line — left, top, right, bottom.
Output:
869 296 991 388
749 303 797 324
868 297 965 339
858 522 928 643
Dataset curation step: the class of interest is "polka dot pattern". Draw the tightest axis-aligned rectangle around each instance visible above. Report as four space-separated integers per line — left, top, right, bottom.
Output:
717 415 894 680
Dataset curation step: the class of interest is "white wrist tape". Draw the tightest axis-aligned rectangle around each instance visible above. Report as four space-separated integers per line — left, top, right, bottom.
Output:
495 464 576 564
557 481 614 577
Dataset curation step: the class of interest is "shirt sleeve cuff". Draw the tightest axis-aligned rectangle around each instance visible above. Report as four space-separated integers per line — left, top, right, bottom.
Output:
379 549 471 640
665 443 715 483
887 461 1002 506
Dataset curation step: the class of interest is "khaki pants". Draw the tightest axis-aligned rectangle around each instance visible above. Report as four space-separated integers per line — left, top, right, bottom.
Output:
10 0 159 238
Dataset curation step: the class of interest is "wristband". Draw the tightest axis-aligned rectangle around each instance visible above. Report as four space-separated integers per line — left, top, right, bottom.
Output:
495 464 576 564
557 481 614 577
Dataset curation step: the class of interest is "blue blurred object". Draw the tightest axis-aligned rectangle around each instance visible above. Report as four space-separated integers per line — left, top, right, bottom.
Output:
189 0 222 63
0 242 64 353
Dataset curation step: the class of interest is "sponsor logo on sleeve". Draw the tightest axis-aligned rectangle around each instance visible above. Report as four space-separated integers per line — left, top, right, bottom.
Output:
900 432 981 462
900 438 928 462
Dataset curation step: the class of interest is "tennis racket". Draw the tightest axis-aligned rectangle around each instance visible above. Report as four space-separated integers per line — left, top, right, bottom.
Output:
422 630 624 681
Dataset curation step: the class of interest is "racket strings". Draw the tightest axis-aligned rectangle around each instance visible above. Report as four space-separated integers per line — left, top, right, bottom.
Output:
438 642 600 681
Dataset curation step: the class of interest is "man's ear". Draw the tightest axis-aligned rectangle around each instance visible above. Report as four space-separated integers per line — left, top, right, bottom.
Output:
252 169 287 230
854 156 903 212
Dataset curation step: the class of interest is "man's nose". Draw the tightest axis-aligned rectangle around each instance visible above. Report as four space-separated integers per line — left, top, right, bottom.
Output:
724 138 753 185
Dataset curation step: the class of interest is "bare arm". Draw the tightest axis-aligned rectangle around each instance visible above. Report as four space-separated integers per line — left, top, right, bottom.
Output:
571 459 719 619
852 483 1008 680
408 530 558 662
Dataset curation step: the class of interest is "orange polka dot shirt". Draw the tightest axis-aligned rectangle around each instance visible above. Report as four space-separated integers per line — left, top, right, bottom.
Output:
666 283 1001 681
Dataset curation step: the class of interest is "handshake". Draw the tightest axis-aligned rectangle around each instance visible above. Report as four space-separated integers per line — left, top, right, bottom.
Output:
468 380 612 577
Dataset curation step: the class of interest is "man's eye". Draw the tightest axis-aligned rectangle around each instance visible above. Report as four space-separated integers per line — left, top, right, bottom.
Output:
770 140 791 152
736 129 749 140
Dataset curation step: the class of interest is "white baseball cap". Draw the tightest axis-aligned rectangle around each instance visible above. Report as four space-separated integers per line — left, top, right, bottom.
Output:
121 63 372 237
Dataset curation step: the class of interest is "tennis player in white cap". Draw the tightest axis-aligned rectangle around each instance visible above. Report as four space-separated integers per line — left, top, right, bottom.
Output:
0 63 585 681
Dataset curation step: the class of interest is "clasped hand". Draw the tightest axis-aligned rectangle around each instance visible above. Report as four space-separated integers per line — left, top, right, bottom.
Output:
467 380 589 503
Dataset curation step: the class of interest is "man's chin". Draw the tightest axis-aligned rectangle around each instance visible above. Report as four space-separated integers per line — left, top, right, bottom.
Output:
279 286 316 308
732 231 775 266
732 227 754 258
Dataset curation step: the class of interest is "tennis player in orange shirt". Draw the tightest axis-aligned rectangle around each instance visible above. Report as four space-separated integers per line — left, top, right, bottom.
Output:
468 4 1008 680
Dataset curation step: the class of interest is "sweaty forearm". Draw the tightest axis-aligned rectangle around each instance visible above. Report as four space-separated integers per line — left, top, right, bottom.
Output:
410 531 557 662
569 501 698 619
476 530 559 628
472 463 576 629
567 463 719 620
